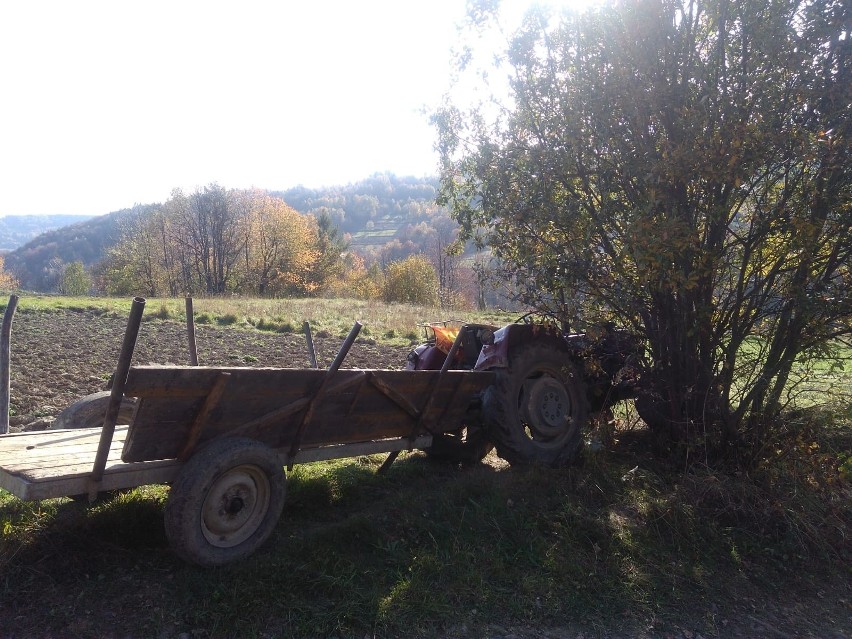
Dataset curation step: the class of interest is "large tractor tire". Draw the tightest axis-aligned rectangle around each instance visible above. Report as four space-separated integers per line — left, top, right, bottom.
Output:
483 344 589 467
164 437 286 567
52 391 137 430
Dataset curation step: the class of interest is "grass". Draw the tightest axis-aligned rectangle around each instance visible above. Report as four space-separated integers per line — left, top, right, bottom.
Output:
1 417 850 637
2 294 515 348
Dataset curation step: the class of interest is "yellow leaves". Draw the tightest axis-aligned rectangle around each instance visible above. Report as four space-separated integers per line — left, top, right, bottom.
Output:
0 256 18 290
382 255 440 306
239 190 323 295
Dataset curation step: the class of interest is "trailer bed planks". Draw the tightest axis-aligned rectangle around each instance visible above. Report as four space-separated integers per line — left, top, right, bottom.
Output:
121 366 494 463
0 425 437 502
0 426 180 501
0 364 493 503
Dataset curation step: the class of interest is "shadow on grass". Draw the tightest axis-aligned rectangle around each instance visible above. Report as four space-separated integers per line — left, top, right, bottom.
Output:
1 437 849 638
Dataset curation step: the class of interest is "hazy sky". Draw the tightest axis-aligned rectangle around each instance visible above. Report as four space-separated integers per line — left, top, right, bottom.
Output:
0 1 595 217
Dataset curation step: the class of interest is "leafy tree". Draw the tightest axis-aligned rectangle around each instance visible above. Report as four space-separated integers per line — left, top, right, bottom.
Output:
307 209 348 293
58 261 91 295
98 202 181 296
238 191 319 296
0 256 18 290
326 253 384 300
180 184 244 295
430 215 462 308
382 255 440 306
98 188 328 297
436 0 851 464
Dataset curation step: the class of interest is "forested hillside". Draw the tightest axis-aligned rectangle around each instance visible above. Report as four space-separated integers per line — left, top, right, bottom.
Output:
272 174 454 262
0 215 93 252
3 175 493 308
4 205 157 291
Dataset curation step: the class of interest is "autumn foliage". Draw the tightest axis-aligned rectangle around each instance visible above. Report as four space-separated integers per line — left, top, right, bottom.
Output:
98 185 343 297
0 257 18 290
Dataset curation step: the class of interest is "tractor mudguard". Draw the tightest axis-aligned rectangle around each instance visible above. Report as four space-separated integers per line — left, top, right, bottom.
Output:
474 323 569 371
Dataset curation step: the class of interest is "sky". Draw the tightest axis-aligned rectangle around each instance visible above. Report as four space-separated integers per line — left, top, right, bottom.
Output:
0 1 597 217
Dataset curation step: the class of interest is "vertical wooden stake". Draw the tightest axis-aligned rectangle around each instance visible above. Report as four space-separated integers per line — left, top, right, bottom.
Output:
185 296 199 366
303 321 318 368
90 297 146 494
0 294 19 435
287 321 362 468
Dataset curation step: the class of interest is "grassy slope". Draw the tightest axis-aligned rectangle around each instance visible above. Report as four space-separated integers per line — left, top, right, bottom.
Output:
0 296 849 638
8 294 515 348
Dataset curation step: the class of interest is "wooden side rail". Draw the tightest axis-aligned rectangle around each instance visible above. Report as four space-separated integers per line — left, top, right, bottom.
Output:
119 366 494 464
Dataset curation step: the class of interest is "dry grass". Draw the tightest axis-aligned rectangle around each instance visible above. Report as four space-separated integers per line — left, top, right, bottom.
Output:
11 294 514 347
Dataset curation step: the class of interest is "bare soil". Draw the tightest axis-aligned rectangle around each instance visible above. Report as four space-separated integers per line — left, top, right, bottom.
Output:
7 308 410 431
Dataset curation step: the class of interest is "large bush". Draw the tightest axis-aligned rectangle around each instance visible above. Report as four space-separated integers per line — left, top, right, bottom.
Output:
382 255 439 306
437 0 851 464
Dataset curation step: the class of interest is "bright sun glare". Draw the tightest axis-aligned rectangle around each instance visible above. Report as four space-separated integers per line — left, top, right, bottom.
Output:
0 0 606 217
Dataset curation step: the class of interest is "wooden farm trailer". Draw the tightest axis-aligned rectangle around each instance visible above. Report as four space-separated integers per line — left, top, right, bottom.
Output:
0 298 493 565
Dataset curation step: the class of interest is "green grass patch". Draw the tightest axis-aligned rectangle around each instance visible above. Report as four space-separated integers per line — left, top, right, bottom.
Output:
4 295 515 348
1 419 849 638
350 229 398 239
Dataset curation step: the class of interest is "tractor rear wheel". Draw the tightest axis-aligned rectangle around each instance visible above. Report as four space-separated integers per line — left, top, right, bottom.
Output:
483 344 589 467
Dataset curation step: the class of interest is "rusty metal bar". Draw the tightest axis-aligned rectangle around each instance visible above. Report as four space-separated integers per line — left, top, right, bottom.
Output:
377 450 399 474
415 325 465 432
0 294 19 435
89 297 146 493
287 321 362 468
185 296 199 366
303 321 318 368
380 325 468 473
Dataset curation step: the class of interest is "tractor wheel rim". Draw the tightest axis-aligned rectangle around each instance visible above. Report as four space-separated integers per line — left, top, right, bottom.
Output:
524 376 573 440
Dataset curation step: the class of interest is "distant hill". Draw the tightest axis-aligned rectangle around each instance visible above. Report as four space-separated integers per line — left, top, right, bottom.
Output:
5 175 457 292
0 215 94 252
273 174 446 254
4 205 156 291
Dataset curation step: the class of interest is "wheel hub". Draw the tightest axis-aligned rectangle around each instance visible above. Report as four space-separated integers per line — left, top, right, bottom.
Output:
226 496 245 515
524 376 573 438
201 466 271 548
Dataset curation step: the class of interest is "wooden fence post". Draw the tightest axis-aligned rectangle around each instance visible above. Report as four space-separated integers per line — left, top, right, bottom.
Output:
0 294 19 435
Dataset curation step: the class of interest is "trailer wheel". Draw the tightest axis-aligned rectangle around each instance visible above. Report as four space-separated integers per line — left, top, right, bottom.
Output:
483 344 589 467
50 392 138 502
427 426 493 465
51 391 137 430
165 437 286 566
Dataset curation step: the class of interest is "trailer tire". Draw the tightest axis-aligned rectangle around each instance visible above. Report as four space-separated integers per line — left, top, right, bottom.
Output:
483 344 589 467
52 391 137 430
50 392 138 502
165 437 286 567
427 426 493 465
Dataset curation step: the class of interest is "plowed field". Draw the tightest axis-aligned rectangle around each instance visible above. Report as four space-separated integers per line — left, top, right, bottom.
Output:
7 307 409 432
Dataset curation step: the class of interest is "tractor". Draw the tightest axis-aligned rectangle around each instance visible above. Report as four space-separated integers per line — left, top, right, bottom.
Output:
407 317 639 466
